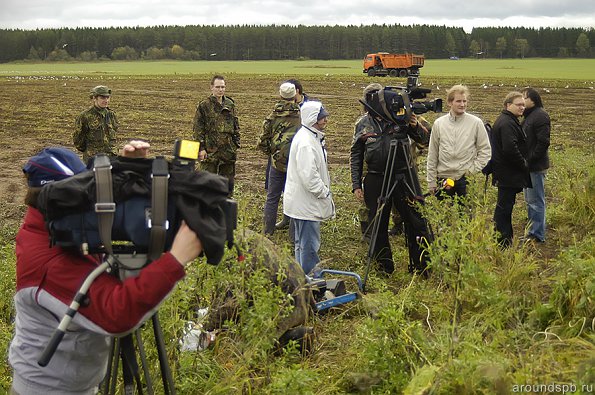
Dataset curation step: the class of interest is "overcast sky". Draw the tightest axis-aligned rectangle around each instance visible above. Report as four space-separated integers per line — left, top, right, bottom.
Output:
1 0 593 33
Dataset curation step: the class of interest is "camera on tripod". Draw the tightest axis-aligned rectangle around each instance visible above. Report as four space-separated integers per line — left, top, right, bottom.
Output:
38 139 237 265
364 71 442 126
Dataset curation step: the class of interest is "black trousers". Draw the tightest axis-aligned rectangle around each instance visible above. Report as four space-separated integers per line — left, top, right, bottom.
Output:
494 186 522 247
364 172 431 273
437 176 468 199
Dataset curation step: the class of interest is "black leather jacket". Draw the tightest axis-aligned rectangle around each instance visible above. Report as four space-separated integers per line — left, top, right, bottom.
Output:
350 114 428 191
491 110 531 189
522 106 551 172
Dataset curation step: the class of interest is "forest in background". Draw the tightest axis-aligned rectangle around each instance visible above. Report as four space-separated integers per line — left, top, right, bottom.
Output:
0 24 593 63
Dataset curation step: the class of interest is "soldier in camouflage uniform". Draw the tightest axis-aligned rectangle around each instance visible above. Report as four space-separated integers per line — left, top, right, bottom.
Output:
257 82 301 235
202 229 315 352
192 75 240 192
73 85 119 163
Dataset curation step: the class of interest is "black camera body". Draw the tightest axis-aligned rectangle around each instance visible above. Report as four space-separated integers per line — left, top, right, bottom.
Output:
364 73 442 126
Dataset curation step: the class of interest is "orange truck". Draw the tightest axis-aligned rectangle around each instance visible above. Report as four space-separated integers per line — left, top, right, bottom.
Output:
363 52 425 77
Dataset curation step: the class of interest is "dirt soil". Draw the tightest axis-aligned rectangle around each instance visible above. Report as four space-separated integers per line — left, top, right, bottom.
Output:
1 74 593 261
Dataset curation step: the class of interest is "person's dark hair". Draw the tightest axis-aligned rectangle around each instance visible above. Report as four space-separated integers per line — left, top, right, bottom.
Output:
211 75 225 85
522 87 543 108
23 172 41 207
285 79 303 95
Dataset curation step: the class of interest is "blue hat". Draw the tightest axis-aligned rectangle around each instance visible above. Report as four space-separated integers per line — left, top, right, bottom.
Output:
23 147 86 187
317 106 329 121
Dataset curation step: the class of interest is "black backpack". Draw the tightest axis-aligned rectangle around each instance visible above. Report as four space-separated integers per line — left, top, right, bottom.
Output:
481 122 494 176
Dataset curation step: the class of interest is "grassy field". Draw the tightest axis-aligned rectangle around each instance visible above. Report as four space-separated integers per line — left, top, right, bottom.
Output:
1 58 595 80
0 63 593 394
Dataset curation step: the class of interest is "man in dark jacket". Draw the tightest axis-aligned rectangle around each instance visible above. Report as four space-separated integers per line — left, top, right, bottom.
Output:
521 87 550 243
350 86 432 274
490 91 531 247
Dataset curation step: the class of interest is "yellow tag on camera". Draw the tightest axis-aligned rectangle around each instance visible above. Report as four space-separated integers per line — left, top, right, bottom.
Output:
176 140 200 160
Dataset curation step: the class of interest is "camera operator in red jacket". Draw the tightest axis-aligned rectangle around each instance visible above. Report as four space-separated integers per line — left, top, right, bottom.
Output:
9 142 203 395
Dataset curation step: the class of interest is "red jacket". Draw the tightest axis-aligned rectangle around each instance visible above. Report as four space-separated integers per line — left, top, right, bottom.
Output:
10 207 186 394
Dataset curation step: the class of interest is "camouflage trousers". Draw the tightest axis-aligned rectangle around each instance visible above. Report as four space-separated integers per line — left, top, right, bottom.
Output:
201 158 236 193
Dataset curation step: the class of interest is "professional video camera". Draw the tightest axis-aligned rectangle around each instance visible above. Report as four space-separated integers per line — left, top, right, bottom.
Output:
363 71 442 126
37 139 237 265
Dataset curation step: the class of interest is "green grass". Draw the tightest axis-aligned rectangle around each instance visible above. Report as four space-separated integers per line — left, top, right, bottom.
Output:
1 58 594 80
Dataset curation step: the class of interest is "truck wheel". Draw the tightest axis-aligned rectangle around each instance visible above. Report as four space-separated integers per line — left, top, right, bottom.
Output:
399 69 408 78
367 69 376 77
389 69 398 77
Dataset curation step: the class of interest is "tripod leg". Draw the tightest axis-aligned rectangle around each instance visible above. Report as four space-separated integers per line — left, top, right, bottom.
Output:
135 330 155 394
120 334 144 395
152 314 176 395
101 337 117 394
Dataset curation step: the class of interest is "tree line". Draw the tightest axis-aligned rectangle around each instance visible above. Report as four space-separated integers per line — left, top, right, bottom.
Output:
0 24 592 63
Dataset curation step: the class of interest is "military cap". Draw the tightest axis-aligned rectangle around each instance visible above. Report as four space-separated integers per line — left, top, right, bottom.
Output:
90 85 112 98
279 82 296 99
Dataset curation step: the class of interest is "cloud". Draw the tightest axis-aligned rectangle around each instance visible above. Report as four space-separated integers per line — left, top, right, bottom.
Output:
1 0 593 31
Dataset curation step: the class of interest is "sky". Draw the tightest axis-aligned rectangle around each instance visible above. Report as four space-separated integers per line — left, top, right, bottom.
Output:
1 0 593 33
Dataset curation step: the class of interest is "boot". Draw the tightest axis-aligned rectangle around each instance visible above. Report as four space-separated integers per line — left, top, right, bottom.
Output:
275 215 290 230
360 221 371 242
388 222 404 236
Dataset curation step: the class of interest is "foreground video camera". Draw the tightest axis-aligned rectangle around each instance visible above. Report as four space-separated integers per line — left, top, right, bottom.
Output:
365 71 442 126
37 139 237 265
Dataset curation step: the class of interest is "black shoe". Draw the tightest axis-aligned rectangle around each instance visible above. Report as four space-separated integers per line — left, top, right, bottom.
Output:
388 222 404 236
360 221 371 242
275 217 290 230
380 260 394 274
276 326 315 354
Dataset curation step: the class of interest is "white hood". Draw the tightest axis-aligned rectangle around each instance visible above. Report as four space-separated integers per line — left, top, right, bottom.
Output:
300 101 322 128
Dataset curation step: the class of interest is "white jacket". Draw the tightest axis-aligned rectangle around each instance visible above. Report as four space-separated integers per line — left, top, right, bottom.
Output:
283 101 335 221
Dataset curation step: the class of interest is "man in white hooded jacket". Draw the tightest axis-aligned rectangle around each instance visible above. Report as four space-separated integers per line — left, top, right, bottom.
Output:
283 101 335 276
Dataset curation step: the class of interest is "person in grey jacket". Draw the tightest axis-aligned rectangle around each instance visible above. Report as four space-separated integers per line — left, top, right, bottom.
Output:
283 101 335 276
521 87 550 243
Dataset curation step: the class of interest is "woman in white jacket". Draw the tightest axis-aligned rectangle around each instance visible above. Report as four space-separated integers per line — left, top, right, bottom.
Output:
283 101 335 276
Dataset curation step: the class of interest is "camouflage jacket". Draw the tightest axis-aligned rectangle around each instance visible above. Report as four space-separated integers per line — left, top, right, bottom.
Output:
73 106 119 162
192 95 240 163
257 100 301 172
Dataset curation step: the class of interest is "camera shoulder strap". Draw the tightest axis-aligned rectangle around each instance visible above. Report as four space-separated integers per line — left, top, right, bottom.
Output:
148 157 169 262
399 90 413 124
377 89 394 121
93 154 115 256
